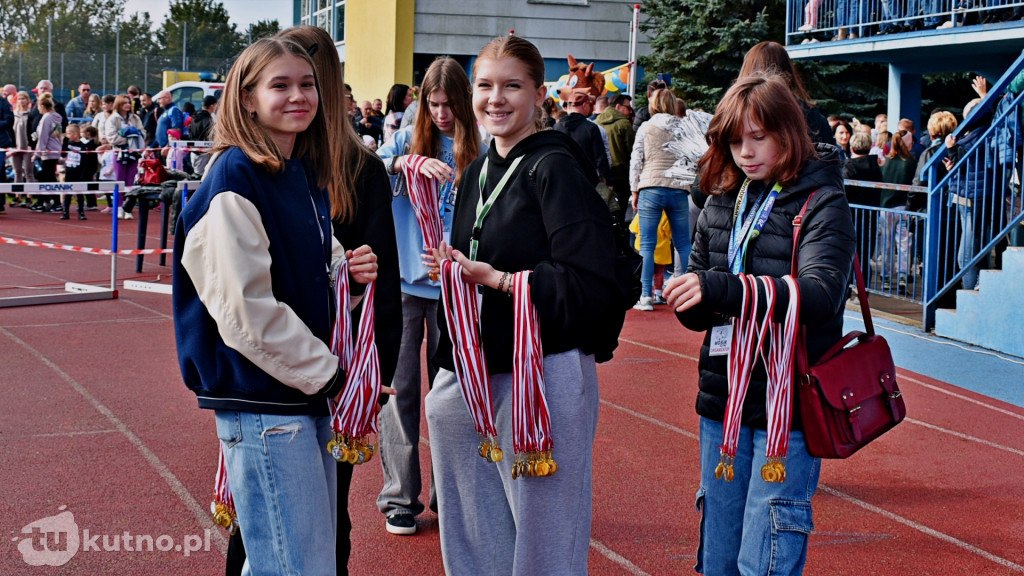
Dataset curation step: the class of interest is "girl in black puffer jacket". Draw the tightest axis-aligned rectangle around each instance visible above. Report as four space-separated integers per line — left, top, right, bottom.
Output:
665 74 855 576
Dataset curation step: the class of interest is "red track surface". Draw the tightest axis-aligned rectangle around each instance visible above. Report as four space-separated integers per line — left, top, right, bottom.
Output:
2 210 1023 575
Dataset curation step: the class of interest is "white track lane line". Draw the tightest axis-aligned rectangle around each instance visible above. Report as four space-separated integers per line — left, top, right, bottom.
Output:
610 337 1024 573
1 327 229 555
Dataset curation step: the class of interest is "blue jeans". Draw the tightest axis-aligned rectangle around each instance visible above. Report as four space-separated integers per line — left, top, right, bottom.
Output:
695 417 821 576
906 0 944 26
216 411 338 576
835 0 868 31
638 187 691 297
957 202 980 290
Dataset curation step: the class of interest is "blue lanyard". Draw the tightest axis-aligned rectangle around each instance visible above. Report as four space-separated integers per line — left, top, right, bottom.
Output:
728 180 782 274
438 177 455 222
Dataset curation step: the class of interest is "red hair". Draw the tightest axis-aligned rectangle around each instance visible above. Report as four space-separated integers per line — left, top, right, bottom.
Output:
698 74 815 195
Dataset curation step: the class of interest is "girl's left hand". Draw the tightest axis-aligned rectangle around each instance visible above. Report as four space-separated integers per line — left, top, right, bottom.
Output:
423 241 502 289
347 244 378 284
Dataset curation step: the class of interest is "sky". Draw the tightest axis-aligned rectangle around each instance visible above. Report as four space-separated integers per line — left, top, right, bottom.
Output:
122 0 293 33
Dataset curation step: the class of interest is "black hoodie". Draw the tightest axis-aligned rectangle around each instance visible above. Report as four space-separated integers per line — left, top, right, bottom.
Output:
554 112 611 182
434 130 619 375
677 143 856 429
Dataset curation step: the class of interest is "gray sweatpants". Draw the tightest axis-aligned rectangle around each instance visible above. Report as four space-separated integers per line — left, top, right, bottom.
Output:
377 293 439 517
425 349 599 576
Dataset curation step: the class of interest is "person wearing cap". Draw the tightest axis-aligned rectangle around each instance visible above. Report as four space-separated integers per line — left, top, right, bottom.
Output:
554 90 611 191
27 80 67 148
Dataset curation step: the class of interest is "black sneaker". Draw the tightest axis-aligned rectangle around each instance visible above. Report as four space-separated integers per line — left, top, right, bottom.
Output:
78 213 87 220
59 213 70 220
385 513 417 535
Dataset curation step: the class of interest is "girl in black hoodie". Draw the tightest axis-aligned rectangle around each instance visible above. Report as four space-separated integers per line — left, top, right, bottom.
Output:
424 35 618 575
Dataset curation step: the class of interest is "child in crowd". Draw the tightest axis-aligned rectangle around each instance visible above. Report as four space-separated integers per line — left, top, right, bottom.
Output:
630 209 673 306
60 124 98 220
161 129 187 170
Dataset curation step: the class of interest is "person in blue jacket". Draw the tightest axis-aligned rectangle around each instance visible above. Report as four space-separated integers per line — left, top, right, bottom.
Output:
172 37 379 575
375 55 486 536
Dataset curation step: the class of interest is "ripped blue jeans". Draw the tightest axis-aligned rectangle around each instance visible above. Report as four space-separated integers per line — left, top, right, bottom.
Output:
216 411 338 576
695 417 821 576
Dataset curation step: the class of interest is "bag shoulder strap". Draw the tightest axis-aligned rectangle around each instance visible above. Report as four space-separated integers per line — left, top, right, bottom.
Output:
791 190 876 368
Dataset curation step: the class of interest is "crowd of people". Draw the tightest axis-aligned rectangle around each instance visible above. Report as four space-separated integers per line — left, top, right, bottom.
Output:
795 0 1024 42
2 25 1020 576
0 79 219 218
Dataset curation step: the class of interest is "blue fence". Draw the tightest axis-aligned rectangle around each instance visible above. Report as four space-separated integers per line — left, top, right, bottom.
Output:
786 0 1024 43
918 50 1024 328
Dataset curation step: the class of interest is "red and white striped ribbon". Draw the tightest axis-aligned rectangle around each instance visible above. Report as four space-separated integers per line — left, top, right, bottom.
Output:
401 154 443 251
211 442 238 534
329 259 381 442
511 271 551 455
439 258 499 445
718 273 772 481
761 276 800 466
1 236 173 255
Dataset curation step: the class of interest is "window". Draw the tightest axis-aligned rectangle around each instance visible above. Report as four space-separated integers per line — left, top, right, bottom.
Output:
527 0 588 4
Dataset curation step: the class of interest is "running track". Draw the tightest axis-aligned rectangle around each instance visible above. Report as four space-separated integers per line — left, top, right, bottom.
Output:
1 210 1022 575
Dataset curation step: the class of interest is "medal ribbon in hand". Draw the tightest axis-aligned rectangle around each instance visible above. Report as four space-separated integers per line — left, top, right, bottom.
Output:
510 271 556 479
439 258 502 463
402 154 444 280
759 275 800 483
326 258 381 465
211 442 238 534
718 273 772 482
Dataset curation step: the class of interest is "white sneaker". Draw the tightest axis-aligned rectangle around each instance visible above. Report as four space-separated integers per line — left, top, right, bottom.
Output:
633 296 654 311
117 207 134 220
937 20 955 29
798 24 814 31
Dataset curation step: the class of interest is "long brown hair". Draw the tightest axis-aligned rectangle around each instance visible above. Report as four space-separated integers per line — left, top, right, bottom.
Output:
213 37 330 177
888 129 913 160
738 41 814 106
698 73 815 195
277 25 372 222
410 57 479 187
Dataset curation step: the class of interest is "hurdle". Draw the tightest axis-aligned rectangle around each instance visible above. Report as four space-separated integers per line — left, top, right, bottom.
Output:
0 181 124 308
122 178 202 296
169 140 213 172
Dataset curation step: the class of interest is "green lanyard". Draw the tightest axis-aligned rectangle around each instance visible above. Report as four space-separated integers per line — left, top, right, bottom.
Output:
469 156 523 261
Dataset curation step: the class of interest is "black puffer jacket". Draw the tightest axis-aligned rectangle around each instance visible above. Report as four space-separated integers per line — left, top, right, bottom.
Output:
678 144 855 430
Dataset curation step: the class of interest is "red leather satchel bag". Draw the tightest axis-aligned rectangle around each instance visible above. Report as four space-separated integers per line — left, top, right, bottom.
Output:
791 194 907 459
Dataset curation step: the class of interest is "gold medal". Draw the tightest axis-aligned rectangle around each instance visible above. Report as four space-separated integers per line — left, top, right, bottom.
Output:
761 463 777 483
490 446 503 463
428 268 440 282
724 465 735 482
326 439 338 456
774 460 786 483
715 462 725 480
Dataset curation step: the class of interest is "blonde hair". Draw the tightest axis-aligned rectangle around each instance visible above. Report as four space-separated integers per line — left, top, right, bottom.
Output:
927 111 958 140
648 89 677 115
276 25 370 222
213 37 329 176
15 90 31 112
37 93 55 112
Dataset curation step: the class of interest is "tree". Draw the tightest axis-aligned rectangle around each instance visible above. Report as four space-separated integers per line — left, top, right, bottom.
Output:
157 0 243 60
245 20 282 45
638 0 781 111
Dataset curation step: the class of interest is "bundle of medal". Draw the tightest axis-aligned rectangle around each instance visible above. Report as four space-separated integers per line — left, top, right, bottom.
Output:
326 258 381 465
211 442 238 534
716 274 800 484
509 271 556 479
401 153 445 281
440 263 557 479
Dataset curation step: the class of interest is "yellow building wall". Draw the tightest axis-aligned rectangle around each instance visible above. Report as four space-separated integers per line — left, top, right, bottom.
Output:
345 0 415 103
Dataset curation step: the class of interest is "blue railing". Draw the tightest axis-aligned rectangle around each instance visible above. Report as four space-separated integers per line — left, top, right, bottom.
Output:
785 0 1024 43
847 181 929 302
916 50 1024 329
